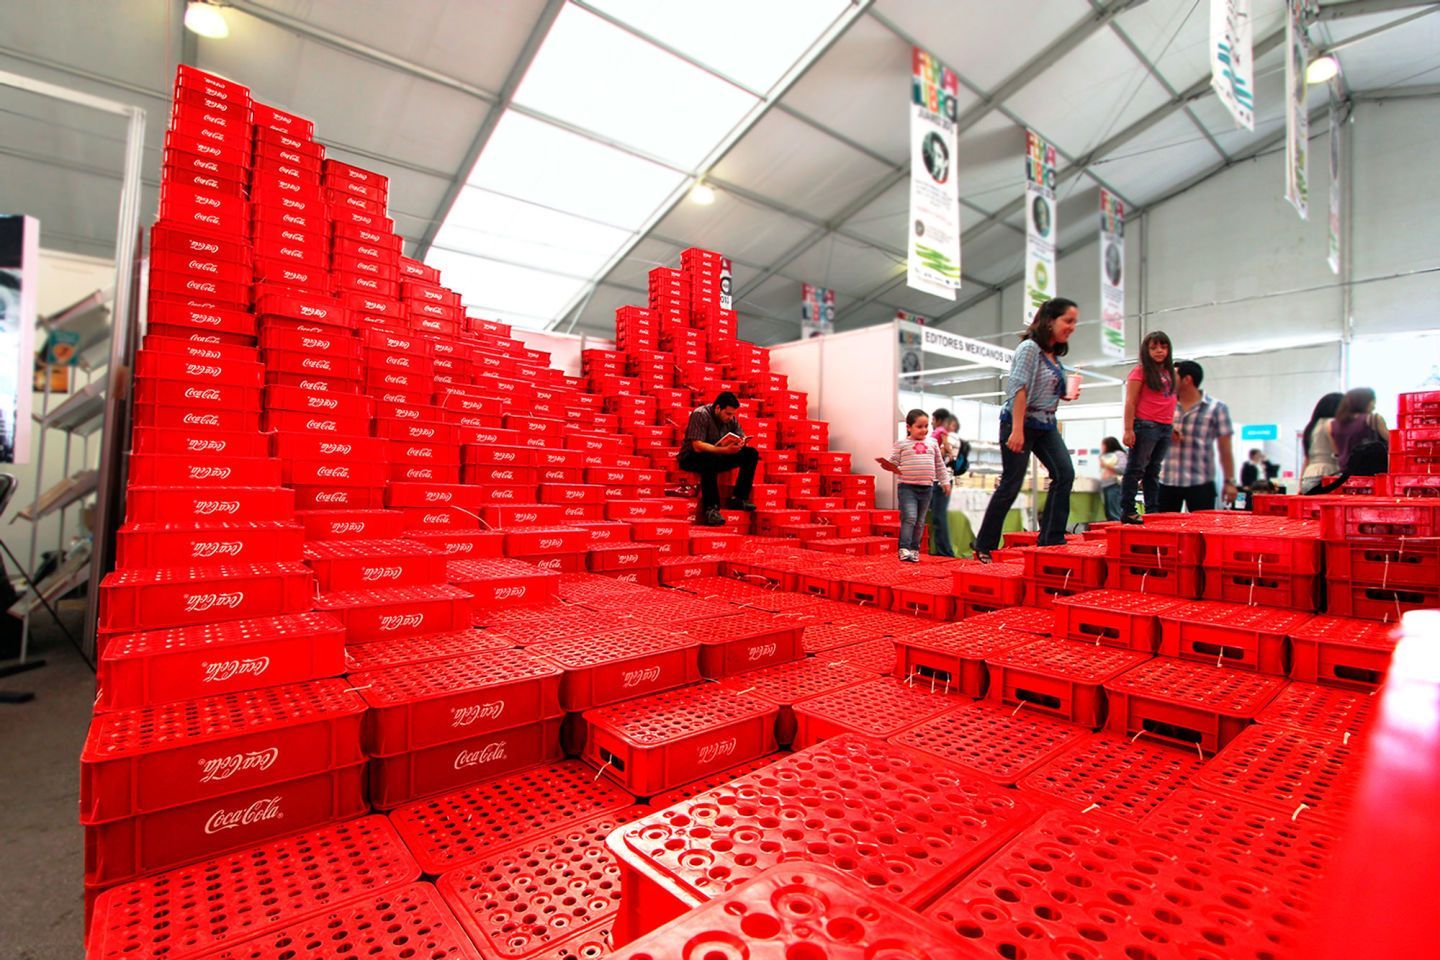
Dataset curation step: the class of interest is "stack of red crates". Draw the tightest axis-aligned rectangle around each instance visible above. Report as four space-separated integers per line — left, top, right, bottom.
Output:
1390 389 1440 478
1319 496 1440 619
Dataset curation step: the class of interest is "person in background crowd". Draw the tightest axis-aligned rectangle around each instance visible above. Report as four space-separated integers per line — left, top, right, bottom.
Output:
1118 330 1177 524
1240 449 1276 491
1099 436 1128 521
678 391 759 527
1330 386 1390 471
1158 360 1236 512
1299 392 1343 493
972 298 1080 562
876 409 950 563
928 406 956 557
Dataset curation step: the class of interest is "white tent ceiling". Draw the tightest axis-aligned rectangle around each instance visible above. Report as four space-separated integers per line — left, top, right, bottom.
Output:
1 0 1435 342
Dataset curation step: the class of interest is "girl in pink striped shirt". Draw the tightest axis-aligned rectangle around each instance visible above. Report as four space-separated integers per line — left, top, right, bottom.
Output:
877 409 950 562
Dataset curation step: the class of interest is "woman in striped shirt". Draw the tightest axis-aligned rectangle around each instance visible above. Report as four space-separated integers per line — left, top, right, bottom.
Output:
877 409 950 562
972 298 1080 562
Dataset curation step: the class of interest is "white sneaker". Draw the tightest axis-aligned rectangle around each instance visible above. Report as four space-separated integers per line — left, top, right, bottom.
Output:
898 548 910 562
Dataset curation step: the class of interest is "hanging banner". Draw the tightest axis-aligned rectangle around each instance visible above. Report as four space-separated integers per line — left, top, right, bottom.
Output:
1327 86 1341 274
1024 129 1057 323
894 310 927 325
801 283 835 339
1099 189 1126 359
1284 0 1309 218
1210 0 1255 130
906 46 961 301
1 215 39 465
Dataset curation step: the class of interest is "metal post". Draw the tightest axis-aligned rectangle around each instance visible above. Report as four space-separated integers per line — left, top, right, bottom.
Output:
1338 100 1356 388
18 370 52 664
1138 211 1150 341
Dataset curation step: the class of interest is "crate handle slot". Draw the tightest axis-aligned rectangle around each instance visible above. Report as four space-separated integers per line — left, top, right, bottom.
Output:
597 748 626 773
1191 640 1244 663
1331 664 1385 686
1363 587 1424 604
1140 717 1205 748
913 665 953 687
1013 688 1061 711
1078 623 1120 641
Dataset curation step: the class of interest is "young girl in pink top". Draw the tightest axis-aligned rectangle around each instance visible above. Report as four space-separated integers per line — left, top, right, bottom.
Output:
1120 331 1176 523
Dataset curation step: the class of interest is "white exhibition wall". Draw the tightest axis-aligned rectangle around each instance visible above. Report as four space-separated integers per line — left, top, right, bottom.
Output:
936 95 1440 479
769 323 898 508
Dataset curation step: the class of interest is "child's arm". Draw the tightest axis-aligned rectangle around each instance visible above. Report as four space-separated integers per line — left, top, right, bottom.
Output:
1123 375 1142 447
934 443 950 490
875 441 902 473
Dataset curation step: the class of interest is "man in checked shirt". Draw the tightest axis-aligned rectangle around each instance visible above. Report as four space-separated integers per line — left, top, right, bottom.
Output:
1158 360 1238 512
678 391 760 526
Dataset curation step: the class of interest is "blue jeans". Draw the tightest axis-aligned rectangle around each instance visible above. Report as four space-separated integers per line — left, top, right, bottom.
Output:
975 422 1074 551
897 483 932 552
929 482 954 556
1102 483 1123 521
1121 420 1172 517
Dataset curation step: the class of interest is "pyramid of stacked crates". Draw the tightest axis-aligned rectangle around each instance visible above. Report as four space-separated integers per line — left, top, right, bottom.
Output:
82 66 1440 959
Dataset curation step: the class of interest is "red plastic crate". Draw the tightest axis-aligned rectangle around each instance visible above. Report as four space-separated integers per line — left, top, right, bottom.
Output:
1204 527 1323 575
986 636 1150 726
191 882 483 960
720 658 877 745
1104 657 1285 753
889 576 959 619
295 508 405 541
98 562 315 631
951 561 1027 606
115 521 304 569
351 649 562 755
1157 599 1310 674
927 808 1312 959
607 734 1039 942
1326 577 1440 623
1289 615 1399 689
1108 558 1205 598
437 805 651 959
1021 541 1109 590
344 629 514 672
790 675 953 749
367 717 565 810
95 612 345 710
1389 472 1440 497
1319 497 1440 539
302 537 446 591
823 635 903 675
798 619 890 654
386 761 636 875
82 679 363 823
85 763 366 886
681 612 805 678
1018 733 1209 821
1051 588 1183 652
125 485 295 524
529 627 701 712
891 700 1089 786
963 605 1055 635
582 685 778 796
609 863 969 959
1140 787 1343 889
1196 725 1360 826
1202 567 1320 611
1105 520 1207 567
312 583 474 643
1256 681 1374 739
894 623 1032 697
646 754 786 809
445 557 561 608
86 816 420 960
1325 537 1440 589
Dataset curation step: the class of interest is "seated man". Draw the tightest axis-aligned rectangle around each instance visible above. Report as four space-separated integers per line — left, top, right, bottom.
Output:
678 391 760 526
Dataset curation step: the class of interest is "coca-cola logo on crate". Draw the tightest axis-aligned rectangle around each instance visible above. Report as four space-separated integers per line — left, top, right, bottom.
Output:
453 741 507 770
203 796 283 834
198 747 279 783
450 701 505 727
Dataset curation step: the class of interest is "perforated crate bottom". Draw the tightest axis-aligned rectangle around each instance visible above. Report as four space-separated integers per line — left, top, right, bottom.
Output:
891 700 1090 785
927 808 1313 960
1019 734 1210 822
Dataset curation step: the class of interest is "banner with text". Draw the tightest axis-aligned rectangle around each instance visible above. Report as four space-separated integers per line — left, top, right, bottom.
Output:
1100 188 1126 359
1210 0 1255 130
0 215 39 465
1285 0 1309 218
898 319 1015 369
907 46 962 301
1327 87 1342 274
1024 129 1058 324
801 283 835 339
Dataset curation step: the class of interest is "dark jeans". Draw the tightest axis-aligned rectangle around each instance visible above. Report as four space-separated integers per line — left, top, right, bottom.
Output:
897 483 931 551
929 482 954 556
1120 420 1172 517
679 446 759 511
975 423 1074 552
1101 484 1123 521
1159 482 1216 513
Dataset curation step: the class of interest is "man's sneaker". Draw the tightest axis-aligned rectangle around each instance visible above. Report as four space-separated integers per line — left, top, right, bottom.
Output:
1121 513 1145 525
701 508 726 527
726 497 757 512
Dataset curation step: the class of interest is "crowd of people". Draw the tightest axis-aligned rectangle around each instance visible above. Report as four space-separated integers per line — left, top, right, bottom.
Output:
676 297 1390 564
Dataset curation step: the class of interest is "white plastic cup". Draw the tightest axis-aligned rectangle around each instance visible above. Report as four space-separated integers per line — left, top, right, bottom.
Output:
1064 373 1082 401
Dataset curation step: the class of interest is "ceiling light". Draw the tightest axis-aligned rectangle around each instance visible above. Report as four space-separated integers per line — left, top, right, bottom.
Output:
689 182 716 206
184 1 230 39
1306 55 1339 84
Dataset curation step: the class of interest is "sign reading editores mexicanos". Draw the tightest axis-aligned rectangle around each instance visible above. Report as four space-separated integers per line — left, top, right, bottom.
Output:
901 321 1014 369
